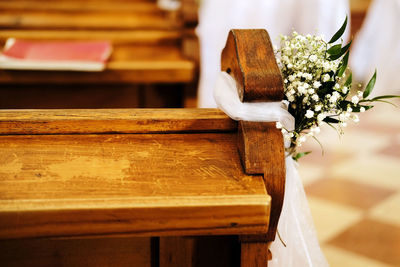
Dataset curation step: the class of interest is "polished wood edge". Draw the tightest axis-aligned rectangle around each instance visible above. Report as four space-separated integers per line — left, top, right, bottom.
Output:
0 225 270 241
0 194 270 239
0 108 237 135
221 29 284 102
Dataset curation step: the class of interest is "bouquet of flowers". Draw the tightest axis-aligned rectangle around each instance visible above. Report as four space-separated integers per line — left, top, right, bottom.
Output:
274 17 399 160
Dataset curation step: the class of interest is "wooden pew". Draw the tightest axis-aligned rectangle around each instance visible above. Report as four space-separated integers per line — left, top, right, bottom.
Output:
0 0 199 108
0 29 284 266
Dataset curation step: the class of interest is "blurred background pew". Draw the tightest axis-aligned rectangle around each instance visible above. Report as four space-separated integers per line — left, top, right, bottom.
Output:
0 0 372 109
0 0 199 108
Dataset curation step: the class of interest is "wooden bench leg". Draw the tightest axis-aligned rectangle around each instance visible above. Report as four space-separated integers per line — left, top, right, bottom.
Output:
159 237 196 267
240 235 272 267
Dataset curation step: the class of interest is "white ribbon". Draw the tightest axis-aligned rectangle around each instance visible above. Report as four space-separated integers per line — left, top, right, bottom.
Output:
214 71 329 267
214 72 295 133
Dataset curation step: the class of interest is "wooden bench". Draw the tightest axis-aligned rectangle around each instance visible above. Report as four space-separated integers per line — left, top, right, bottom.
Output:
0 29 285 266
0 0 199 108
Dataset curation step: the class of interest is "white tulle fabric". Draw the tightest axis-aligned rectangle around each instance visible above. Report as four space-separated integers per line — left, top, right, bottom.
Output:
350 0 400 96
197 0 350 107
214 72 329 267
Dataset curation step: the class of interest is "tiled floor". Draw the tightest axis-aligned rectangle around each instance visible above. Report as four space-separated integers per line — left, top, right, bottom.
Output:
298 100 400 267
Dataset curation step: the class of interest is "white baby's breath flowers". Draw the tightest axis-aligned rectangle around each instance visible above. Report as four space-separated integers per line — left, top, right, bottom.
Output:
305 110 314 118
312 94 319 101
317 113 326 122
309 55 317 62
273 24 393 160
313 81 321 88
351 95 359 104
322 74 330 82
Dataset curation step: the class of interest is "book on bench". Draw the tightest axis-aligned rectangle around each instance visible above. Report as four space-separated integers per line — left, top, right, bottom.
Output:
0 39 112 71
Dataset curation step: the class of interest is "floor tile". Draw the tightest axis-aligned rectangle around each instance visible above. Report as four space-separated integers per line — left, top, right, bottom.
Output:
307 196 363 242
305 178 396 210
327 219 400 266
322 244 392 267
369 192 400 226
299 147 353 168
361 103 400 130
330 155 400 190
378 137 400 158
331 129 389 156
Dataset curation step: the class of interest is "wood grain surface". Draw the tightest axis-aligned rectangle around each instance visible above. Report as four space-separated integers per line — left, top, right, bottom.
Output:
0 236 152 267
0 0 163 13
221 29 284 102
237 121 285 241
241 242 270 267
0 109 236 134
0 29 185 44
0 3 179 30
160 237 196 267
0 131 270 239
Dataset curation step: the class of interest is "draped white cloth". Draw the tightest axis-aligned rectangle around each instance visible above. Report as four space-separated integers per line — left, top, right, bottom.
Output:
197 0 350 107
350 0 400 96
214 72 329 267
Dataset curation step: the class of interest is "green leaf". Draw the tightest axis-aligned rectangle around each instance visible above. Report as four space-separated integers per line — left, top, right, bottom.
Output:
363 70 377 98
323 117 340 123
368 95 400 101
329 40 352 60
375 99 398 107
317 81 335 97
344 72 352 87
317 80 336 98
351 105 374 112
327 44 342 55
312 136 325 156
293 151 312 161
328 16 348 44
337 51 349 77
341 40 352 53
325 122 341 138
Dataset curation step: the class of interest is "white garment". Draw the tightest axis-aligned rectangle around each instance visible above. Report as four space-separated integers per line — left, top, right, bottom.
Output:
350 0 400 96
197 0 350 107
214 71 329 267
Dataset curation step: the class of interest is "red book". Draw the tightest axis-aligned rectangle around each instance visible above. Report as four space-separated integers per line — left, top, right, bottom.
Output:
0 39 112 71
